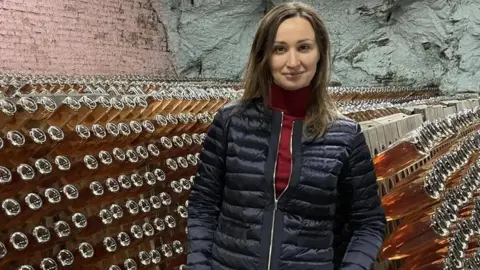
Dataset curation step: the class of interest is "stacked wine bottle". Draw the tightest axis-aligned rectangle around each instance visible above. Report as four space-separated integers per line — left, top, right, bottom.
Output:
0 75 241 270
376 106 480 270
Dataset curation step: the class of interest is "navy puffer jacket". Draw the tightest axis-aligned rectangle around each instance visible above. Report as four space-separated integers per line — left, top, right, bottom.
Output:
187 98 386 270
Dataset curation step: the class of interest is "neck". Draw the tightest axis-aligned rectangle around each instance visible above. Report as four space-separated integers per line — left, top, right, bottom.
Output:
269 82 310 118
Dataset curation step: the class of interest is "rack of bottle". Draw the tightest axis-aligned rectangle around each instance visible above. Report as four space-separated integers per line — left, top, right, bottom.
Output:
0 74 242 270
361 92 480 270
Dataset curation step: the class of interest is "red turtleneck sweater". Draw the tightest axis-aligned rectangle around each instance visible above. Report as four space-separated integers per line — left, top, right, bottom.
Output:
270 82 310 197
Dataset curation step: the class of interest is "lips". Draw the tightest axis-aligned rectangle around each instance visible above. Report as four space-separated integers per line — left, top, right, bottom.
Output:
284 72 304 80
284 72 303 76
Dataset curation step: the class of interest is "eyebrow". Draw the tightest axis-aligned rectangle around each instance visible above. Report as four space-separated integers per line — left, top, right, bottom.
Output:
274 39 314 44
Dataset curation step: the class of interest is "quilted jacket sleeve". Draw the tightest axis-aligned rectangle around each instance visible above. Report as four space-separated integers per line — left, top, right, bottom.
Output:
186 108 228 270
339 124 387 270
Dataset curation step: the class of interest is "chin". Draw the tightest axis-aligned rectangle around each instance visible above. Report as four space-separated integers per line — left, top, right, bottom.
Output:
279 81 309 91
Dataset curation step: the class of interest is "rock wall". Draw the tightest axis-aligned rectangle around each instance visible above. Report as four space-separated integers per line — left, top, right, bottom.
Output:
155 0 264 79
156 0 480 93
1 0 477 92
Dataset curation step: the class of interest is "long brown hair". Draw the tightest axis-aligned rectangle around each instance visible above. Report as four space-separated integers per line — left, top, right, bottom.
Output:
242 2 339 139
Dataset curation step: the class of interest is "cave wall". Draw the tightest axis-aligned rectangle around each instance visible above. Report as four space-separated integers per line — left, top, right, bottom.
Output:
156 0 480 93
1 0 478 92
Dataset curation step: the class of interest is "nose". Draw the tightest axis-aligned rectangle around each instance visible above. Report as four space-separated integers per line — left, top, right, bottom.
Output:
286 50 300 68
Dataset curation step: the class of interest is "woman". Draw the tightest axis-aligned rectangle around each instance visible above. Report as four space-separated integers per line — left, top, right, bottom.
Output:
187 2 386 270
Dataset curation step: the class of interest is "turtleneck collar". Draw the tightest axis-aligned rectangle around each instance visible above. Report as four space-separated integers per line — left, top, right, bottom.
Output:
269 82 310 118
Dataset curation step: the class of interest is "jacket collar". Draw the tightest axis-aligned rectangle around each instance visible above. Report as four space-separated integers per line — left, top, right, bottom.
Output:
251 97 318 144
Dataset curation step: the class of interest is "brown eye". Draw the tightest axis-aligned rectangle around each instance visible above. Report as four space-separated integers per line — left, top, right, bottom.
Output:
274 46 286 54
299 44 310 52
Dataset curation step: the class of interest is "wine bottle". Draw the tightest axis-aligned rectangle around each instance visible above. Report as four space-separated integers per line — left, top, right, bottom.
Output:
374 111 477 181
381 145 479 220
381 200 476 260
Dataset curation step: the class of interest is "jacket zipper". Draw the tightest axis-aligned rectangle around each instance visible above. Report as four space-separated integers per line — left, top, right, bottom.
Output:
267 116 295 270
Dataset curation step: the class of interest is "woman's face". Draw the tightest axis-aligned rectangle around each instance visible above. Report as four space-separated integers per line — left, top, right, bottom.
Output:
269 17 320 91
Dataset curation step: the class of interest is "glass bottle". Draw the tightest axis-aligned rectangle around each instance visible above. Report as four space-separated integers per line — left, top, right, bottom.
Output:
170 113 189 135
83 124 109 152
14 128 47 161
30 96 57 123
2 185 79 229
401 243 477 270
116 122 132 145
137 251 152 267
143 93 163 119
374 123 436 181
31 127 64 159
131 120 155 145
195 91 211 113
149 90 167 114
169 91 186 115
2 221 82 265
75 209 116 238
194 112 211 133
122 258 138 270
2 130 26 165
401 168 479 226
100 97 124 123
132 96 148 119
153 114 168 136
206 90 222 112
150 136 173 160
391 139 463 191
0 158 55 199
0 241 6 260
116 96 136 121
39 257 58 270
0 99 17 131
82 237 118 265
103 122 120 151
9 97 38 130
186 91 202 114
382 151 479 220
48 125 90 157
464 250 480 270
69 181 105 211
77 96 98 126
122 121 143 146
381 211 472 260
164 114 179 135
45 97 82 128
